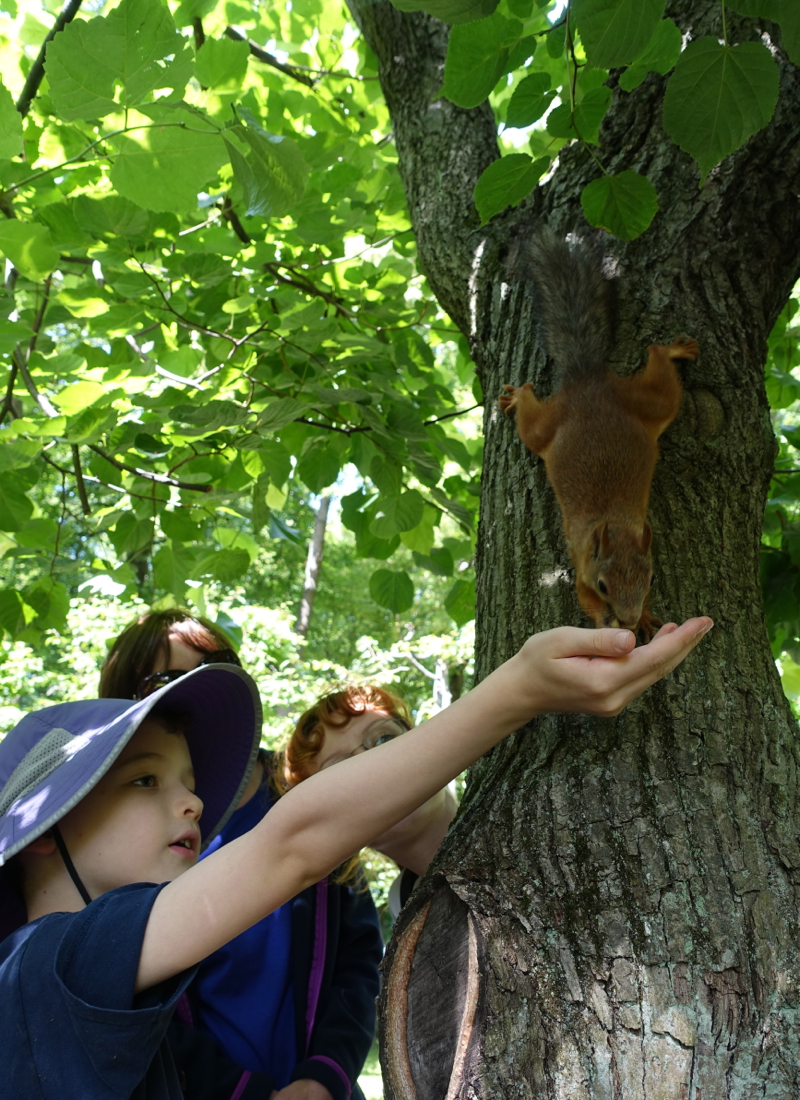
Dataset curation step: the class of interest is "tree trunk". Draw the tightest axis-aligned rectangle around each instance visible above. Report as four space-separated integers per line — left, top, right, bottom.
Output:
295 494 331 638
348 1 800 1096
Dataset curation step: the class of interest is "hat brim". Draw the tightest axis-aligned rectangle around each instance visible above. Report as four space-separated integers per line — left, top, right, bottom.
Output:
0 663 261 867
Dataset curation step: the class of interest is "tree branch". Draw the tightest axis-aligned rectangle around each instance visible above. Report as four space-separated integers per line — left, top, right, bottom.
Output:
221 195 251 244
16 0 84 118
70 444 91 515
0 361 19 424
224 26 317 88
12 275 58 418
87 444 213 493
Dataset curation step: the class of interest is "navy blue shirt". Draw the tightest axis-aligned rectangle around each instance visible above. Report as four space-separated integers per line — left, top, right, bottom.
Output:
197 775 296 1081
0 882 194 1100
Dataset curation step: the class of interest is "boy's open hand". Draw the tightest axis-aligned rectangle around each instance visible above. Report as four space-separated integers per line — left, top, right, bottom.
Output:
516 616 713 718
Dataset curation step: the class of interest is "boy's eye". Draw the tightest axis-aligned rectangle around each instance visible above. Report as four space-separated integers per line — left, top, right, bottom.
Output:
133 775 158 788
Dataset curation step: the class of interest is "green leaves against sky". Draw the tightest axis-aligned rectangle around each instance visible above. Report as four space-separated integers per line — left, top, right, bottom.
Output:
0 0 793 644
0 0 482 640
391 0 791 240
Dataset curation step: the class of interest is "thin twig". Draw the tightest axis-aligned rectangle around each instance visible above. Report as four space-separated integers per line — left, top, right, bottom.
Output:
16 0 84 118
224 26 316 88
12 275 58 417
70 444 91 515
87 444 213 492
221 196 251 244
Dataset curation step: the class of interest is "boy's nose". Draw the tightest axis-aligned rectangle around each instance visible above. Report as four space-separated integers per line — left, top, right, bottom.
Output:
181 789 203 820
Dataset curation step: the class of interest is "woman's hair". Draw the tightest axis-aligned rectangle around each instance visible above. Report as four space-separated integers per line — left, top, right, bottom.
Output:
99 608 233 700
282 683 411 791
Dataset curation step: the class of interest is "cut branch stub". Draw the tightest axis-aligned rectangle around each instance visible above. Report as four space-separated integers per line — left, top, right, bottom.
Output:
382 882 483 1100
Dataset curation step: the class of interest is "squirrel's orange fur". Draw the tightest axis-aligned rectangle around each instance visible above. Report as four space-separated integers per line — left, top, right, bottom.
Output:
500 336 698 639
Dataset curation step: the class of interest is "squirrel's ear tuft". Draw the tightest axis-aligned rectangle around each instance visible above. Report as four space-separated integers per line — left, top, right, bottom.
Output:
641 523 653 553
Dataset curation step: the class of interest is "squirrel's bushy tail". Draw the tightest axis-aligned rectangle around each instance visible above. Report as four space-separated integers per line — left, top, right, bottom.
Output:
521 229 613 383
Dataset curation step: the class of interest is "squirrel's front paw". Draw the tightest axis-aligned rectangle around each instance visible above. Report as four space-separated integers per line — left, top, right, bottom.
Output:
498 384 519 413
669 335 699 361
636 612 662 644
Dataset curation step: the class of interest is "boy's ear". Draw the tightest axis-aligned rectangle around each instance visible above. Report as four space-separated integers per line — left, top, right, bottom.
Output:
24 831 57 856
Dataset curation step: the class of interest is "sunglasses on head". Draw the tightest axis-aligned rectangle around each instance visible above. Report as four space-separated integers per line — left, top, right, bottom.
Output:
134 648 242 700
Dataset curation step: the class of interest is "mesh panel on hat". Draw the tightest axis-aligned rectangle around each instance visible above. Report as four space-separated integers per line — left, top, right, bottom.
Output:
0 728 75 817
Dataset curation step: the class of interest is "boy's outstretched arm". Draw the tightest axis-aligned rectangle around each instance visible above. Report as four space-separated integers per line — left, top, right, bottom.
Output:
138 617 712 992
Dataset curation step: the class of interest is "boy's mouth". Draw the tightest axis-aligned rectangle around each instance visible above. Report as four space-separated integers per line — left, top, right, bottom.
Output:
168 831 199 857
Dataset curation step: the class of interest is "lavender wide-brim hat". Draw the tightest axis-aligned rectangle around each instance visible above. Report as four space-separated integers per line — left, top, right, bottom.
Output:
0 663 261 938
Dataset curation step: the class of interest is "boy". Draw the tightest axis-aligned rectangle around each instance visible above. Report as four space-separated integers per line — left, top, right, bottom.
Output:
0 617 711 1098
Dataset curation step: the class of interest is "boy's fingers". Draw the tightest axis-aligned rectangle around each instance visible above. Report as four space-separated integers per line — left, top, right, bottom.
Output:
611 617 713 696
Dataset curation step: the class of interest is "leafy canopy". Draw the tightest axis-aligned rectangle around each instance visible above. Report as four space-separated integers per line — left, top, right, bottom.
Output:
392 0 795 235
0 0 484 646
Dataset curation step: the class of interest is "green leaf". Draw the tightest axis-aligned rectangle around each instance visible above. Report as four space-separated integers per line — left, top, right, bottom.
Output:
369 568 414 613
546 21 567 58
413 546 455 576
0 589 36 638
581 169 659 240
110 107 227 213
546 86 612 144
619 17 681 91
252 472 271 535
22 578 69 631
662 38 780 182
109 513 154 555
444 577 476 626
442 13 515 108
153 542 192 598
226 109 308 218
46 0 193 121
192 547 251 583
388 0 499 24
400 510 436 553
778 1 800 66
297 441 340 493
257 398 304 433
0 77 22 159
727 0 779 15
474 153 549 224
369 490 425 538
573 0 665 69
506 72 555 128
73 195 152 241
370 455 403 496
0 221 59 281
0 475 34 530
195 37 250 92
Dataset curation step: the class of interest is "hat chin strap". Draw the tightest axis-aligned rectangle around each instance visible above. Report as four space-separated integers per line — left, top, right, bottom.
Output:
51 825 92 906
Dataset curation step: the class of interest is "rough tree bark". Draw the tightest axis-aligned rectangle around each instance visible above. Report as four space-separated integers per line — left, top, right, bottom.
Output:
347 1 800 1096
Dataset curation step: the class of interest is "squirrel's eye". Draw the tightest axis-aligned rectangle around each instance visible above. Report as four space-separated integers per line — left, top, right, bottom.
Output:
598 579 608 596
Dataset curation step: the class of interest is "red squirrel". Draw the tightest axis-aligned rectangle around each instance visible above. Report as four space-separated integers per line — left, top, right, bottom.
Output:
499 231 698 640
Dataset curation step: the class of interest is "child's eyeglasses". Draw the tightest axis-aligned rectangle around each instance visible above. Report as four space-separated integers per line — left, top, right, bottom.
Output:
134 649 242 700
319 717 411 770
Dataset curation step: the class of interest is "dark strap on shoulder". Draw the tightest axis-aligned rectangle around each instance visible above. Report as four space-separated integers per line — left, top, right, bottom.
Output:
52 825 92 906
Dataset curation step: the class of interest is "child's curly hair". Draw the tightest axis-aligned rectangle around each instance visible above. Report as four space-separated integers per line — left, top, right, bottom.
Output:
281 683 411 791
280 684 411 887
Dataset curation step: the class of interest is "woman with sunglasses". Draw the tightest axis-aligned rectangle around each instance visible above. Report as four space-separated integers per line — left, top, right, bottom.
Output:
99 609 384 1100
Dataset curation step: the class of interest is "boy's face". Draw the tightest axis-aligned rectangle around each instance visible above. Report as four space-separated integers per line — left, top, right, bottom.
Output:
56 719 203 898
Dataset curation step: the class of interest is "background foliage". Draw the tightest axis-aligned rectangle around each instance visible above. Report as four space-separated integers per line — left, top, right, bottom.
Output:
0 0 797 713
